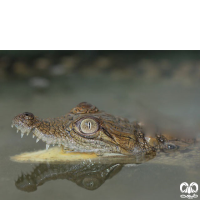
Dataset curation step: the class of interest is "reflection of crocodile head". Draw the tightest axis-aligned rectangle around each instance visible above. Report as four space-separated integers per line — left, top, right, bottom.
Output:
15 162 123 192
15 150 156 192
12 102 195 155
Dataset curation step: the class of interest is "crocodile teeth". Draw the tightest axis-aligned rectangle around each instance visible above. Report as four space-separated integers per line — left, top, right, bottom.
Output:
17 130 19 133
32 135 35 138
46 144 50 150
21 133 24 138
36 138 40 143
11 125 14 128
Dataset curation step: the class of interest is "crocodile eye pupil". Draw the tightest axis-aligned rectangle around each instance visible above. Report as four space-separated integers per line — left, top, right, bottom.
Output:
80 118 98 134
88 122 91 129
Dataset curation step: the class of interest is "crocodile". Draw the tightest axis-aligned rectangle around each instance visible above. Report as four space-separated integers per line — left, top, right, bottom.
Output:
11 102 195 155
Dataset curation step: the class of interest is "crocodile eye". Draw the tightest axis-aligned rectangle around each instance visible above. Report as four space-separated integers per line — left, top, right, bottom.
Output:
164 142 178 152
82 177 100 190
80 118 99 134
23 112 34 120
167 144 176 149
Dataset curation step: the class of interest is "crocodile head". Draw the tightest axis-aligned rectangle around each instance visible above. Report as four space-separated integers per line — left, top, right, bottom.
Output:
11 102 195 155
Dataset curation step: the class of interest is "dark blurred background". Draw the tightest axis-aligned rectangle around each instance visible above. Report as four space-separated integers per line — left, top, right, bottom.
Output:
1 50 200 82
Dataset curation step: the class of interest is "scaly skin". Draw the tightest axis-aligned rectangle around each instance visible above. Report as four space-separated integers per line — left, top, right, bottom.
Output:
11 102 195 155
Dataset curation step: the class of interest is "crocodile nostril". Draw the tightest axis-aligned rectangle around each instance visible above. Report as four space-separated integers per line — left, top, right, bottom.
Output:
23 112 35 120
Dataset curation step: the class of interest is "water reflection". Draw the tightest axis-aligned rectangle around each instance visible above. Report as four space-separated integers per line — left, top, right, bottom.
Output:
15 163 122 191
15 153 155 192
14 140 200 193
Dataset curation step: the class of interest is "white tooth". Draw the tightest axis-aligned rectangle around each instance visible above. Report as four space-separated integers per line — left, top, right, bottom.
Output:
32 135 35 138
36 138 40 143
26 130 30 136
11 125 14 128
17 130 19 133
21 133 24 138
46 144 50 150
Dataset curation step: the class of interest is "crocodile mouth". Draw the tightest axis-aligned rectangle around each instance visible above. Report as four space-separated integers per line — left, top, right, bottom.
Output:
11 120 33 138
12 123 44 149
11 118 59 150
